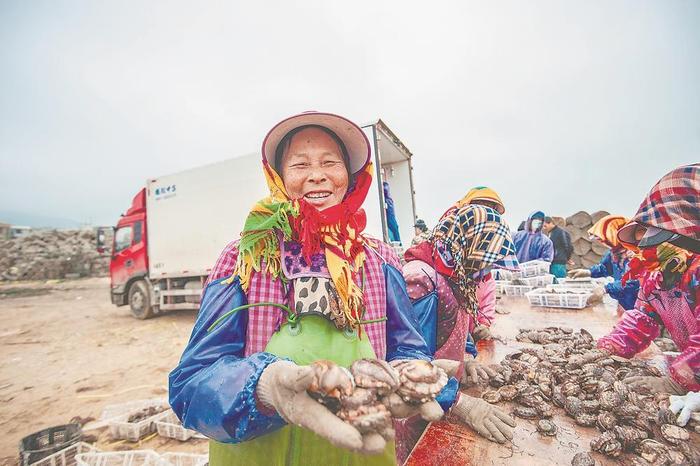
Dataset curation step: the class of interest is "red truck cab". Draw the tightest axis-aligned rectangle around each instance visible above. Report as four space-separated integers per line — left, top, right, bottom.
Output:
99 189 151 318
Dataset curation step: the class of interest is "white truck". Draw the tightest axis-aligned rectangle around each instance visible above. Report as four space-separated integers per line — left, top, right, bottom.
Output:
99 120 418 318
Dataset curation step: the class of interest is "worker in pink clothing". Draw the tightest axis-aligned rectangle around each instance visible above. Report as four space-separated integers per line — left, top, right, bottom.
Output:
597 164 700 395
449 186 509 341
394 204 520 464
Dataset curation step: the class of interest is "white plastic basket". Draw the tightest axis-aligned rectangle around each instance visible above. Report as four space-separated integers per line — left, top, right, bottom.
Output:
99 399 168 422
492 269 514 281
555 277 592 287
518 274 555 288
75 450 163 466
160 453 208 466
155 411 201 442
108 408 170 442
555 277 614 288
30 442 100 466
525 286 592 309
494 280 510 294
513 260 551 279
502 284 535 297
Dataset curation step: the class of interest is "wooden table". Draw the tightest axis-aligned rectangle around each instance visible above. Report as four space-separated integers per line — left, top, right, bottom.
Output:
405 296 672 466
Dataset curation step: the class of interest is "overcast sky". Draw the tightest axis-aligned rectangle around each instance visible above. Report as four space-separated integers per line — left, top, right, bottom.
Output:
1 1 698 231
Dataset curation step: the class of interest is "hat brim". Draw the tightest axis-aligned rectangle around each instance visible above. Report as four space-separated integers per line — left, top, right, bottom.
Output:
470 197 506 215
618 222 680 248
262 112 371 175
638 226 680 249
617 221 642 246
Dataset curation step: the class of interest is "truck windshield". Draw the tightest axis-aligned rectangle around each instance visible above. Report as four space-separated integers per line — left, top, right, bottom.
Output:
114 226 133 253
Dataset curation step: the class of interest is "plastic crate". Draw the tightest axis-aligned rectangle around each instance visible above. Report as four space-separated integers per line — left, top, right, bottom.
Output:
30 442 99 466
501 284 534 297
75 450 163 466
20 424 82 466
99 399 168 422
525 287 592 309
513 260 551 279
108 408 170 442
492 269 514 281
160 453 208 466
494 280 510 294
155 411 201 442
518 274 555 288
556 277 613 288
555 277 592 287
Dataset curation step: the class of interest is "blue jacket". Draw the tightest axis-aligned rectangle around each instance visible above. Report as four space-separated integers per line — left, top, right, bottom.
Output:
590 250 640 310
512 211 554 263
169 265 459 444
383 181 401 243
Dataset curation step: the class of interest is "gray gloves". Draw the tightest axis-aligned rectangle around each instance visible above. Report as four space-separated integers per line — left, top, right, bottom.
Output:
568 269 592 279
450 394 516 444
257 359 448 455
382 392 444 421
463 359 498 385
257 361 367 452
624 375 687 396
472 325 493 342
433 357 497 386
586 285 606 305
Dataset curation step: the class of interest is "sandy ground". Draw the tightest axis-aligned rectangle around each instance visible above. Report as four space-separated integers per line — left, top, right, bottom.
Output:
0 277 207 465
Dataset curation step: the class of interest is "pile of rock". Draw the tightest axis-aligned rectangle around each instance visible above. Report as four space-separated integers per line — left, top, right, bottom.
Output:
551 211 610 270
0 229 109 281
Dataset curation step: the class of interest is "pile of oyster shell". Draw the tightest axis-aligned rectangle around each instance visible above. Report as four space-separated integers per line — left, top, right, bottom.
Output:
307 359 448 439
479 326 699 465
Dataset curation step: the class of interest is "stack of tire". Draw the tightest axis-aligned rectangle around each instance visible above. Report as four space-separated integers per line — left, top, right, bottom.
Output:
551 211 610 270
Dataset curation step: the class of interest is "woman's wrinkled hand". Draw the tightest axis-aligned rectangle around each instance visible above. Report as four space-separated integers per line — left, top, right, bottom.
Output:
450 394 516 444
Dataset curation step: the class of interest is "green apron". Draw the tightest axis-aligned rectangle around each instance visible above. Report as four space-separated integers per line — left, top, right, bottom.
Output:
209 315 397 466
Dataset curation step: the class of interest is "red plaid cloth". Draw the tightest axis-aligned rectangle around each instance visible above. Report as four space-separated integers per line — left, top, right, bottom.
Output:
206 237 401 359
632 164 700 239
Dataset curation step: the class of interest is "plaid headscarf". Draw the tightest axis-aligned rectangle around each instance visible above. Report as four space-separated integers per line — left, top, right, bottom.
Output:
430 204 516 317
628 164 700 240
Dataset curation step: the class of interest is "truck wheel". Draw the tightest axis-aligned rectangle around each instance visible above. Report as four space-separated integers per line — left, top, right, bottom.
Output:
128 280 153 319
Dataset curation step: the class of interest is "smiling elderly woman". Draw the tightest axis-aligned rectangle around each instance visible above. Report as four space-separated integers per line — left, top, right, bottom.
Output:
169 112 459 466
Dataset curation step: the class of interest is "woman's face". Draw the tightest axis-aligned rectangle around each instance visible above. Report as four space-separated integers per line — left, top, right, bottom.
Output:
280 127 350 210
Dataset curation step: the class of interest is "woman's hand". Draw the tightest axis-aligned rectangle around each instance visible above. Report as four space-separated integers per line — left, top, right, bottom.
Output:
382 392 444 421
586 285 606 305
568 269 591 279
623 375 686 395
462 359 498 385
257 361 372 452
450 394 516 443
472 325 493 342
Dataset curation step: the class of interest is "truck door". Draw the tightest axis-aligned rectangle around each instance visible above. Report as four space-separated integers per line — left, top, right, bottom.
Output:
111 221 148 288
111 224 134 288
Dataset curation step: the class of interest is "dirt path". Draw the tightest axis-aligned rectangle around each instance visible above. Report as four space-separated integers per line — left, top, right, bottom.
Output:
0 278 207 465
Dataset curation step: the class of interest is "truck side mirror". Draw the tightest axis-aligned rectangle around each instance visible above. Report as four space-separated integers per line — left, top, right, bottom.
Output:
96 226 113 256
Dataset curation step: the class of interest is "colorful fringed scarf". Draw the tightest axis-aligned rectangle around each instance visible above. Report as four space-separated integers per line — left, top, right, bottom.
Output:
230 156 374 329
623 243 692 289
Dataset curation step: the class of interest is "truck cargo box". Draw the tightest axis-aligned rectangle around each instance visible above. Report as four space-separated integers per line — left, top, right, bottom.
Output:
146 154 266 278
